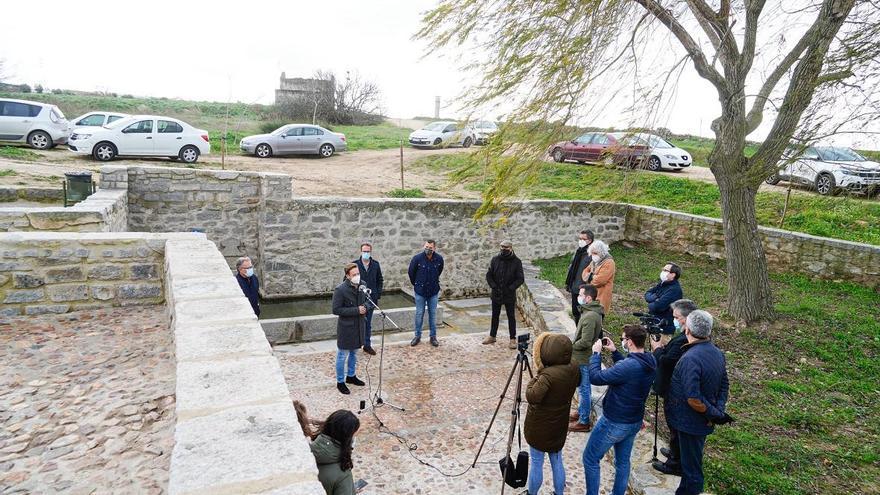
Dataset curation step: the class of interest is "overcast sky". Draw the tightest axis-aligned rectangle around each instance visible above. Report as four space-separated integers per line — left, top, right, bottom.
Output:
1 0 876 148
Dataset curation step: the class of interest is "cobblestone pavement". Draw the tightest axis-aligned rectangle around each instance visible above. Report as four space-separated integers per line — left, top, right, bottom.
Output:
0 307 175 495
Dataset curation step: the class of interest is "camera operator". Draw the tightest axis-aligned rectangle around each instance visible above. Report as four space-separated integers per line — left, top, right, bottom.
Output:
564 229 594 323
582 325 657 495
668 310 731 495
650 299 698 476
643 262 683 340
568 284 604 433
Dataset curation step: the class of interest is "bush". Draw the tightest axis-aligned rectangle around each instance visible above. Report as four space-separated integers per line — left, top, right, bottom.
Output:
387 188 425 198
18 84 31 93
259 121 287 134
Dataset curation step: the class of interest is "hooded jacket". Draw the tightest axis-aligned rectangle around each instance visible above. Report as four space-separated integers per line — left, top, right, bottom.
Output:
589 350 657 424
310 433 355 495
524 332 580 453
571 301 604 365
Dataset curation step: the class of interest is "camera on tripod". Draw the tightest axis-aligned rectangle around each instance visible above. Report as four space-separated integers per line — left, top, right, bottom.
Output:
516 333 530 352
632 312 664 340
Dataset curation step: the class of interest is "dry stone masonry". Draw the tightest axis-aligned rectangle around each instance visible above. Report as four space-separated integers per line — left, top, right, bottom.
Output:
0 189 127 233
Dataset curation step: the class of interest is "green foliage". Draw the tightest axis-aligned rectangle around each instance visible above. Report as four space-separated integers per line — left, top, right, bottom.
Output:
670 137 759 167
534 244 880 494
0 147 38 162
259 121 287 134
0 168 19 176
386 188 425 198
334 124 412 151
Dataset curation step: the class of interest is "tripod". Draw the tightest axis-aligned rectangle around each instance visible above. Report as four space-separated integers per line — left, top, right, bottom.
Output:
650 392 660 464
362 290 405 412
472 337 533 494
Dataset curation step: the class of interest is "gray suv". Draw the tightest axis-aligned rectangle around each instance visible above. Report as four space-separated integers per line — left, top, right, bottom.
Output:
0 98 69 149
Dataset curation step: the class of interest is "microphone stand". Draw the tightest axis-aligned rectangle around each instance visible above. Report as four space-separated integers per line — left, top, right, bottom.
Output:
360 286 405 412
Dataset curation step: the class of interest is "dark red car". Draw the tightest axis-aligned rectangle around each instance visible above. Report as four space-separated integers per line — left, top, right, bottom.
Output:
548 132 649 167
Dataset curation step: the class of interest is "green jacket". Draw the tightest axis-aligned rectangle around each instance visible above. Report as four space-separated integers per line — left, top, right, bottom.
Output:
572 301 604 365
310 433 354 495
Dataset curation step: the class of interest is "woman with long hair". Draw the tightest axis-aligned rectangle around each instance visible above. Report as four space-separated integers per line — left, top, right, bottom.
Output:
310 409 360 495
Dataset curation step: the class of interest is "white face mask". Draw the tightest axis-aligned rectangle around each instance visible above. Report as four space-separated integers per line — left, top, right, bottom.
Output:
660 270 669 282
245 267 254 277
577 296 586 305
351 275 361 285
577 239 588 248
591 254 600 263
620 340 627 352
351 438 357 449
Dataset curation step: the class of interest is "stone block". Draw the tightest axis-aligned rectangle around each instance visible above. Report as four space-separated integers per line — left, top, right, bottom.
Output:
44 266 85 283
13 273 44 288
0 307 21 316
118 284 162 299
175 321 271 362
48 284 88 302
24 304 69 315
91 286 116 301
88 264 124 280
130 264 159 280
168 275 242 302
259 319 298 345
172 297 256 327
4 289 44 303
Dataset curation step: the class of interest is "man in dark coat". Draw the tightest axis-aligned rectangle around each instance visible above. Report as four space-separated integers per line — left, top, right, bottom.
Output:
483 240 525 349
235 256 260 317
644 262 683 337
408 239 444 347
564 229 594 324
331 263 367 395
350 242 383 356
524 332 580 495
667 310 731 495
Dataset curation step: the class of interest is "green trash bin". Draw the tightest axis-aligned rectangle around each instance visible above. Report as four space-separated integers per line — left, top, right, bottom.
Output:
63 171 95 207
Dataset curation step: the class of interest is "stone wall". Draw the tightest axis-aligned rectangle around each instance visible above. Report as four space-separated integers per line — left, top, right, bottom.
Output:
259 198 629 297
0 232 192 316
0 186 64 203
625 205 880 288
0 188 127 232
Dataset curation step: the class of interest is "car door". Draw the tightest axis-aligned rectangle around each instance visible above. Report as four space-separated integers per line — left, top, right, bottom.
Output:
587 133 610 162
568 133 593 161
301 127 322 153
0 101 36 141
443 124 460 145
155 120 185 156
795 147 821 184
278 126 303 154
117 119 155 155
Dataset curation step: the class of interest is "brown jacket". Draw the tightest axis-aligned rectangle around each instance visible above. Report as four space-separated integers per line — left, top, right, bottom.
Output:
524 332 580 453
582 257 616 313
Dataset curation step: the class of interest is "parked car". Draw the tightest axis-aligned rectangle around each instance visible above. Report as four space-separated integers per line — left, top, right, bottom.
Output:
240 124 346 158
472 120 499 145
548 131 648 167
766 146 880 196
408 121 475 148
68 115 209 163
68 111 129 137
0 98 69 149
638 133 692 171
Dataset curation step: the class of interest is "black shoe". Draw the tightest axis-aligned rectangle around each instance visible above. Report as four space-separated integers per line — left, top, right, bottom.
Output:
410 336 421 346
661 447 673 459
346 375 366 386
652 460 683 476
430 336 439 347
363 346 377 356
337 382 350 395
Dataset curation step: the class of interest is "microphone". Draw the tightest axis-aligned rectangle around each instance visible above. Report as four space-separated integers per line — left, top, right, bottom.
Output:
358 284 372 295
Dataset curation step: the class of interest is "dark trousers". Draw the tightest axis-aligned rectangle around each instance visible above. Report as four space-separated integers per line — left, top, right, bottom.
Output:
664 401 680 464
364 307 375 347
570 291 581 324
490 300 516 338
675 431 707 495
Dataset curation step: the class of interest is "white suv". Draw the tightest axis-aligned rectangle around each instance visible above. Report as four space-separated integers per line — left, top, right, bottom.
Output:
0 98 69 149
766 146 880 196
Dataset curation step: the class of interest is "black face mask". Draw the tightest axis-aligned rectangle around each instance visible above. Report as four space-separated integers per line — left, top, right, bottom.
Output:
500 249 512 257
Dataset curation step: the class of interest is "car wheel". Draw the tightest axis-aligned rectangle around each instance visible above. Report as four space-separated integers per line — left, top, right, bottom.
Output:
552 148 565 163
179 145 200 164
463 136 473 148
92 142 117 161
815 173 837 196
433 138 443 147
647 156 662 172
765 173 781 185
255 143 272 158
319 143 335 158
27 131 52 150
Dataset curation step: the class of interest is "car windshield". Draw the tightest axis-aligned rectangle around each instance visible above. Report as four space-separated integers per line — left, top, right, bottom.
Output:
105 117 133 129
815 147 866 162
474 121 496 130
646 135 673 148
272 126 290 135
423 122 448 132
612 133 647 146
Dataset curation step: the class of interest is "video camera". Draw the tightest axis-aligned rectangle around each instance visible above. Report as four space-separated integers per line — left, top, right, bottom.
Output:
517 333 530 353
632 312 665 341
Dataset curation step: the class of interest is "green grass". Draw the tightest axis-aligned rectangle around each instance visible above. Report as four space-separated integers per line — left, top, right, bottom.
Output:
669 137 759 167
414 153 880 245
534 244 880 495
0 168 18 176
331 123 412 151
386 187 425 198
0 146 39 162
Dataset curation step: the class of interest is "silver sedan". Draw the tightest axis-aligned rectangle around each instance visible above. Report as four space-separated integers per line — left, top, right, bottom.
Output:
240 124 347 158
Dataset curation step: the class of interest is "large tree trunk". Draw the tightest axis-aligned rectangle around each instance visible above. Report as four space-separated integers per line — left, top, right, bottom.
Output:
714 171 775 322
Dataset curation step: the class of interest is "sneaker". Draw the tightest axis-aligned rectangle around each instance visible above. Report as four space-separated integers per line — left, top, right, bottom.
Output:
508 339 517 350
652 460 683 476
430 336 440 347
568 421 592 432
337 382 350 395
346 375 366 387
363 346 377 356
482 336 496 345
410 336 421 346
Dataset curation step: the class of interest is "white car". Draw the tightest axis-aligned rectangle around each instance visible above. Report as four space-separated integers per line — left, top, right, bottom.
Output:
766 146 880 196
473 120 498 145
408 121 476 148
638 134 692 171
0 98 69 149
68 115 210 164
67 111 129 137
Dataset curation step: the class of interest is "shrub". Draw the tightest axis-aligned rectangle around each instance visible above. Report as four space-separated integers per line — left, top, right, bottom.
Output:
387 188 425 198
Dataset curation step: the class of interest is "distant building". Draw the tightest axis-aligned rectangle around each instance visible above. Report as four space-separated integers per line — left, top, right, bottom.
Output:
275 72 335 107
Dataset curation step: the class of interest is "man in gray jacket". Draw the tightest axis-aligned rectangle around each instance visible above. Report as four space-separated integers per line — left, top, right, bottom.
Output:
332 263 367 395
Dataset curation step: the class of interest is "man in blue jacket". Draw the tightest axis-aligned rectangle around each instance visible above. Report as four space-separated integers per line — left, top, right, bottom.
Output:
351 242 383 356
667 310 730 495
583 325 657 495
235 256 260 317
408 239 444 347
644 262 683 337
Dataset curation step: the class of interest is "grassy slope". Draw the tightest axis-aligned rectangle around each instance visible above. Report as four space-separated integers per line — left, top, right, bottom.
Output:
414 154 880 245
534 245 880 495
668 136 879 167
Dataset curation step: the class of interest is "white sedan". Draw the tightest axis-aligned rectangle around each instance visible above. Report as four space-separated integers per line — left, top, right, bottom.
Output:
639 134 692 171
68 115 210 164
408 121 476 148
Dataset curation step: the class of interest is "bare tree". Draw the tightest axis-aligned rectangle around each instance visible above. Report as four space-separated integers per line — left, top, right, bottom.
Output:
418 0 880 322
335 70 384 124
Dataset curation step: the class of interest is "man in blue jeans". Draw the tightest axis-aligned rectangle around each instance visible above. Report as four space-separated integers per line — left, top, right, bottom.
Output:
408 239 444 347
583 325 656 495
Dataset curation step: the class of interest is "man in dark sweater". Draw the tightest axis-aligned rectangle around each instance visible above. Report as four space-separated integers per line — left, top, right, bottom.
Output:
565 230 594 324
235 256 260 317
408 239 444 347
351 242 383 356
483 240 525 349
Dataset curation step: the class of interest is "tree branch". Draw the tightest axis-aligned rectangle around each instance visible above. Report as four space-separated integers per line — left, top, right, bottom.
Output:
739 0 768 75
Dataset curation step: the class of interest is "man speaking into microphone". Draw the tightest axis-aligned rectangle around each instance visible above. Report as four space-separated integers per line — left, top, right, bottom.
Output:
332 263 368 395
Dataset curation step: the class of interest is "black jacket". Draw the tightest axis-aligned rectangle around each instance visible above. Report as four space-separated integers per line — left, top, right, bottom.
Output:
331 281 365 350
354 258 383 304
652 332 687 397
565 245 590 292
236 273 260 316
644 279 683 334
486 252 525 303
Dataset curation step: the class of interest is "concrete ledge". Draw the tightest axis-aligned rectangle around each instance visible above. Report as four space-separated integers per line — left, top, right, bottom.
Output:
0 188 127 232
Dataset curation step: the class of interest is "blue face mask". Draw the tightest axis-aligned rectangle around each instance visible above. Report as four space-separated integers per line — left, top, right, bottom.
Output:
361 252 371 260
673 319 682 332
245 267 254 277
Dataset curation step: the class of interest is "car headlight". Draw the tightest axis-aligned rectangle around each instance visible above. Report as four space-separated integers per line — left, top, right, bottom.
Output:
664 154 676 159
241 140 251 146
72 133 91 140
841 169 857 176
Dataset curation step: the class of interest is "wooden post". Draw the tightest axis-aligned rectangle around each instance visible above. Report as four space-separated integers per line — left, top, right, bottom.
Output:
778 184 792 229
400 140 405 189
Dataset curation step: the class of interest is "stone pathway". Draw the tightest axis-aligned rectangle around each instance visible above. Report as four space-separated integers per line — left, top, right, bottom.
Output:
0 307 175 495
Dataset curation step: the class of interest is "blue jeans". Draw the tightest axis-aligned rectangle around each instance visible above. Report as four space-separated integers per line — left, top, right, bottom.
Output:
364 307 375 347
413 293 439 338
577 364 591 424
528 446 565 495
335 349 357 383
583 415 642 495
675 431 707 495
